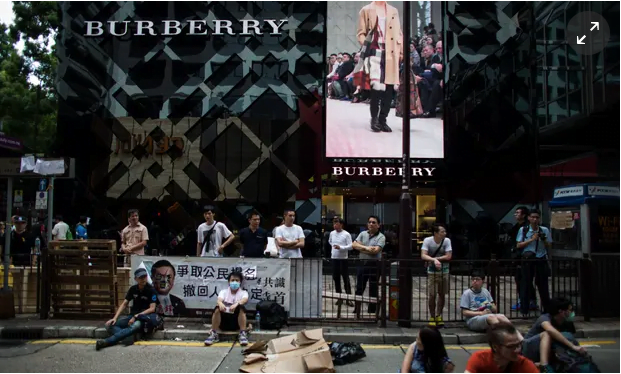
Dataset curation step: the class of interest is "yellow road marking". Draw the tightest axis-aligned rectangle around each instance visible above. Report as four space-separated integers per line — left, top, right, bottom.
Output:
28 339 616 349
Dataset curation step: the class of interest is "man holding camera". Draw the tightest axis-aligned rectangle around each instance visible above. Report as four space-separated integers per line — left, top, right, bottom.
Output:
515 209 552 317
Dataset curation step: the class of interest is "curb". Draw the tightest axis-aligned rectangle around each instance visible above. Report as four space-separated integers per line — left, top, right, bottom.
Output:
1 325 618 345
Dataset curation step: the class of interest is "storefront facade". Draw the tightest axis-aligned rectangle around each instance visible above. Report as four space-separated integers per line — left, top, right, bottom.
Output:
55 1 618 258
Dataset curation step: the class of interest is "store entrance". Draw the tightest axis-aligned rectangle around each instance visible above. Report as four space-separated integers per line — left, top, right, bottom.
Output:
321 184 437 257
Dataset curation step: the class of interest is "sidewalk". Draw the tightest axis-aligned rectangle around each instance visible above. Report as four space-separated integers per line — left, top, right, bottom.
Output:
1 315 618 344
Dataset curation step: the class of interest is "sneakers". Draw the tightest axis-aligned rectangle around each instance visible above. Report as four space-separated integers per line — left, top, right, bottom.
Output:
428 317 437 327
511 301 539 311
204 330 219 346
511 302 521 311
239 330 249 346
435 316 445 327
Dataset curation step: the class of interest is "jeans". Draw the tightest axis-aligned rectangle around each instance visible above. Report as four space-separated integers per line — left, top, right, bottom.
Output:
104 315 143 345
356 260 379 313
519 259 550 315
332 259 352 294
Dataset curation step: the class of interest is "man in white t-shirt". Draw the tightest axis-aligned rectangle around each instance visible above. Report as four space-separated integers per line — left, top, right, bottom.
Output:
274 209 305 258
196 205 235 257
328 217 353 304
52 215 70 240
420 223 453 327
204 271 249 346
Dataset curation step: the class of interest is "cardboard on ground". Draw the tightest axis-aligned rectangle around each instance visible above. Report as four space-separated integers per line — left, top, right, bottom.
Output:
240 328 335 373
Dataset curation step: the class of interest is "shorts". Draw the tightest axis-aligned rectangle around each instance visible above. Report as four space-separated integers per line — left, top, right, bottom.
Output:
466 314 502 332
216 305 246 332
521 334 542 363
427 273 450 296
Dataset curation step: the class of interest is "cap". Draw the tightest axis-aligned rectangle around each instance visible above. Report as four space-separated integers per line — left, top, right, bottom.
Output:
14 216 26 223
134 268 148 278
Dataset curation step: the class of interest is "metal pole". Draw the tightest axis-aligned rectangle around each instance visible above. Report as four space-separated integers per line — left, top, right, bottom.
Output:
3 177 13 290
397 0 413 328
46 177 54 245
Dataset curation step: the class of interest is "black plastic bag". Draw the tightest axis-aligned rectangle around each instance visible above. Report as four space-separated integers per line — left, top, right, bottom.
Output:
329 342 366 365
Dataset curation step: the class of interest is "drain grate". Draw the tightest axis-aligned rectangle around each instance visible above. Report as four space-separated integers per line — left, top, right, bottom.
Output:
1 328 45 340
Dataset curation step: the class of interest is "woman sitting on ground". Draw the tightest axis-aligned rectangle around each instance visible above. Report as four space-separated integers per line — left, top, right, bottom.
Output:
400 327 454 373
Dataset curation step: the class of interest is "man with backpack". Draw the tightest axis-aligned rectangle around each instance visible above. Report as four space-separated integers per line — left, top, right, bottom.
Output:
421 224 452 327
196 205 234 257
521 298 590 373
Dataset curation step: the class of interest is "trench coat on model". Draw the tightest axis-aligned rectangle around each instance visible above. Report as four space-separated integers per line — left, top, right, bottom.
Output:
356 3 404 86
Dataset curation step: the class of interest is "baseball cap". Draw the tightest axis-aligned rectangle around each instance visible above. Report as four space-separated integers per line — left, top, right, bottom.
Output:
134 268 148 278
14 216 26 223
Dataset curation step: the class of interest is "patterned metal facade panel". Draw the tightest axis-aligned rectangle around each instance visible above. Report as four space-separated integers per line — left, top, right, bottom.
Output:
56 1 325 231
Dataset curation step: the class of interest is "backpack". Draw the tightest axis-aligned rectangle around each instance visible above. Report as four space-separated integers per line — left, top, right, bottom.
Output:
256 300 288 330
553 346 601 373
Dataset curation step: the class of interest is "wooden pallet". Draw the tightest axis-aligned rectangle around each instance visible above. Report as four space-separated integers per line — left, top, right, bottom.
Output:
47 240 118 319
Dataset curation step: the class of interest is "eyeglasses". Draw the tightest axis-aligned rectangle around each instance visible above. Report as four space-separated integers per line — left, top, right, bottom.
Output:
501 340 523 350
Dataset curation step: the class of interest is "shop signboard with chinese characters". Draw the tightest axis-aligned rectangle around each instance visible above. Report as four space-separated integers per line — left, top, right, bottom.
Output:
131 257 292 317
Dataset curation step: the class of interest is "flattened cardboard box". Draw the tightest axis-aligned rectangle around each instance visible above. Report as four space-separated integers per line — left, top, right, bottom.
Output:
240 329 335 373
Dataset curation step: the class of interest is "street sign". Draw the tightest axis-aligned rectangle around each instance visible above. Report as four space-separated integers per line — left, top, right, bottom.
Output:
39 178 48 191
14 190 23 207
35 191 48 210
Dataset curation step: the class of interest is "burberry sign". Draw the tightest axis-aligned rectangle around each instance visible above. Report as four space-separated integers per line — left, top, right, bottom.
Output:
332 166 436 177
84 19 288 37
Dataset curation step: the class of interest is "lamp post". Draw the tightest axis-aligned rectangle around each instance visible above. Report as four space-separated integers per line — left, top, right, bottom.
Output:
397 0 413 328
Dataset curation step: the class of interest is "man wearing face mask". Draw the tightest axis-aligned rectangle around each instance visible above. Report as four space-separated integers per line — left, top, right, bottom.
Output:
204 271 249 347
465 322 538 373
521 298 586 373
151 260 186 317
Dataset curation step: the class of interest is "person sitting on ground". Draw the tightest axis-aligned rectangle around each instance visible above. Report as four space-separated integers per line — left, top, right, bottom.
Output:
465 322 538 373
460 270 514 332
521 298 586 373
96 268 158 350
400 326 454 373
204 271 249 346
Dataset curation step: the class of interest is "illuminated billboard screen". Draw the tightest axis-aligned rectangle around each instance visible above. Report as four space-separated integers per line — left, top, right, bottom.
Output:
324 1 444 159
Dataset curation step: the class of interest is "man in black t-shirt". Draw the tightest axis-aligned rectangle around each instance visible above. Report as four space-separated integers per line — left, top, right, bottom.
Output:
96 268 158 350
239 211 268 258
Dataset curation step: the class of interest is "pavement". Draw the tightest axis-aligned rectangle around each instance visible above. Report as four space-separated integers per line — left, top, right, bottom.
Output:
0 338 618 373
0 315 618 345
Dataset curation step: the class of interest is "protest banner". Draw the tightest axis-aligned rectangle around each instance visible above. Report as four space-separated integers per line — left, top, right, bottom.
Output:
131 256 290 317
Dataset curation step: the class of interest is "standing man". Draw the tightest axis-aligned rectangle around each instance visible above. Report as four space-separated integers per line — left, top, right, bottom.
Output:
75 216 88 240
329 217 353 305
10 216 33 266
509 206 537 312
516 209 552 317
238 210 268 258
52 215 70 240
121 209 149 266
274 209 305 259
421 224 452 327
96 268 158 350
197 205 234 257
352 215 385 315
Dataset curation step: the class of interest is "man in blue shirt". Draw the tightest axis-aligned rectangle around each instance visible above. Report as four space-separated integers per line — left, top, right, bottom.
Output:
516 209 552 317
76 216 88 239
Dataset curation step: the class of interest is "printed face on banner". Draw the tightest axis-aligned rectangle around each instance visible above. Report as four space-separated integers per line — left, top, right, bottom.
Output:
134 257 290 316
324 2 445 159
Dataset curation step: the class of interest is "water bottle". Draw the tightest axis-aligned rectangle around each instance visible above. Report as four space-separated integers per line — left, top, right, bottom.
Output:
255 311 261 332
34 237 41 255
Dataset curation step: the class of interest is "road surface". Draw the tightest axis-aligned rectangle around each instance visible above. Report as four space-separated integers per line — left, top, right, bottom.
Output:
1 338 617 372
